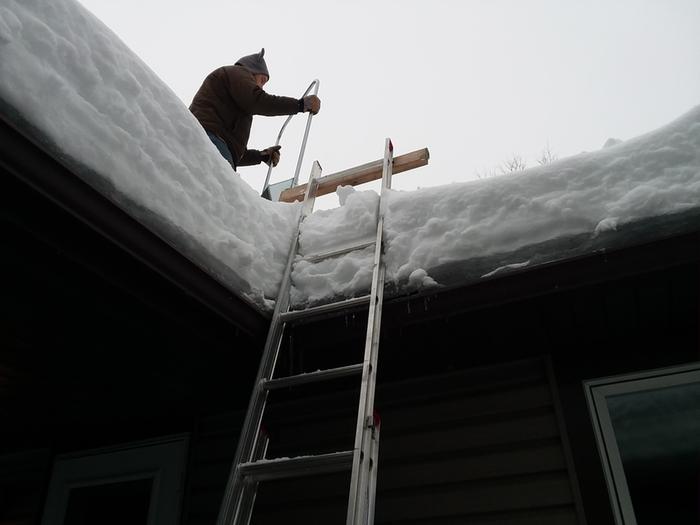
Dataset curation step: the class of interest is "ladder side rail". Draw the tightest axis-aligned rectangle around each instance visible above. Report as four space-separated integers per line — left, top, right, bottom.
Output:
236 429 270 525
291 80 320 188
367 415 381 525
361 140 393 523
355 263 385 524
217 162 322 525
262 79 320 193
347 138 393 525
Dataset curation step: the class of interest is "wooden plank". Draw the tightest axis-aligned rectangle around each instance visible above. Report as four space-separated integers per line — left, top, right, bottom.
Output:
279 147 430 202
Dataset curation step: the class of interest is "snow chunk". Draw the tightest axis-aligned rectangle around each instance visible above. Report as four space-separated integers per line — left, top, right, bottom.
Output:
336 184 356 206
603 137 623 148
407 268 438 289
481 261 531 279
594 217 619 236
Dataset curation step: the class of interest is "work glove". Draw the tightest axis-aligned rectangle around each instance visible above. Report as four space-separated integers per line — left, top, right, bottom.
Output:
302 95 321 115
261 145 281 167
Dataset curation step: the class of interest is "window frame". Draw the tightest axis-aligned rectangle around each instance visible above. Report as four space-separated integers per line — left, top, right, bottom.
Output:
584 362 700 525
41 434 189 525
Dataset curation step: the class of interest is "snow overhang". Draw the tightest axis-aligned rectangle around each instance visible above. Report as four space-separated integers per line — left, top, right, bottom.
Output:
379 226 700 331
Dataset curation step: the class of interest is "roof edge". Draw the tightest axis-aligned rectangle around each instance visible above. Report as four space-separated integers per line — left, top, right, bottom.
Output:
383 226 700 327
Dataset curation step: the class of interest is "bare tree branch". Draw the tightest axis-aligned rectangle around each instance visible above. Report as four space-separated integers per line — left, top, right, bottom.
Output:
537 142 558 165
500 154 527 174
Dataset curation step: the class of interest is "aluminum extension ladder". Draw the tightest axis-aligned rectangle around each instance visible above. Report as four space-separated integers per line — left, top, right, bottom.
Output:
217 138 396 525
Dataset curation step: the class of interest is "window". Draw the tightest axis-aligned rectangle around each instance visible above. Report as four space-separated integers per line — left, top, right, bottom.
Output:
41 435 188 525
585 364 700 525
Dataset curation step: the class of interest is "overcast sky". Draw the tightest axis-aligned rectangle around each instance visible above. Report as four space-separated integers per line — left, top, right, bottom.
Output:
77 0 700 204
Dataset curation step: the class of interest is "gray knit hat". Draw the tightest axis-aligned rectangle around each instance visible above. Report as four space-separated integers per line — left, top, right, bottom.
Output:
236 48 270 78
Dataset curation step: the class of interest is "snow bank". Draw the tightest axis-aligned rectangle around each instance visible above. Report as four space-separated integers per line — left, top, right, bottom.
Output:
290 105 700 304
0 0 299 308
383 105 700 285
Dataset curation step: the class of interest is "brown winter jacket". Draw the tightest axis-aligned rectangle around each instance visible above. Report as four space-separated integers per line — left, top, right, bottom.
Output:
189 65 301 167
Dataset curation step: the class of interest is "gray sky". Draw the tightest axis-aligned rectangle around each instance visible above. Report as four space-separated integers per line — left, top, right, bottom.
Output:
78 0 700 204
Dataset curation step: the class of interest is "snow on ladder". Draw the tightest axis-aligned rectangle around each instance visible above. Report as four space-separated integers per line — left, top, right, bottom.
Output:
216 139 395 525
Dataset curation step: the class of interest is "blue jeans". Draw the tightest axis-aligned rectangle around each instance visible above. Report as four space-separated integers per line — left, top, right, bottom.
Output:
206 131 236 169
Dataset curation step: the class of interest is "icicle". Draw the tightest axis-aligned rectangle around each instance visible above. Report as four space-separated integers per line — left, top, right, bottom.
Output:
407 301 411 314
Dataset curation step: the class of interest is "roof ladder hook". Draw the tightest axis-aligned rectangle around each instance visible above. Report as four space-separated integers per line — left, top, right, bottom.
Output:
262 79 320 197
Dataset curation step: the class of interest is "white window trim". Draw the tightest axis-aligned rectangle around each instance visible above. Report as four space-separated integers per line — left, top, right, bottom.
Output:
584 362 700 525
41 434 189 525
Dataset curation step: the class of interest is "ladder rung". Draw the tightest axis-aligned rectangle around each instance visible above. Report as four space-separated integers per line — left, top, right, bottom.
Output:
239 451 353 482
263 363 364 390
280 294 371 323
303 238 376 264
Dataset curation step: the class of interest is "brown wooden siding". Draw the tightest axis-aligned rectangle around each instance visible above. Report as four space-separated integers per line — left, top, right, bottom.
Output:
184 359 582 524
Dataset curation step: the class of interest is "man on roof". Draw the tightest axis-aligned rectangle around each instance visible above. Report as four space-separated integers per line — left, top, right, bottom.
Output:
190 48 321 171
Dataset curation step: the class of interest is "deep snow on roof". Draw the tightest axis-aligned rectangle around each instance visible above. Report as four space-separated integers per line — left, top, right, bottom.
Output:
292 106 700 304
0 0 298 310
2 0 699 312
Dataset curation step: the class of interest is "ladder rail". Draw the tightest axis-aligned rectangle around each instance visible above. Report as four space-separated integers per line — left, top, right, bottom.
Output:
236 428 270 525
367 414 381 525
346 138 393 525
216 161 322 525
262 79 320 194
